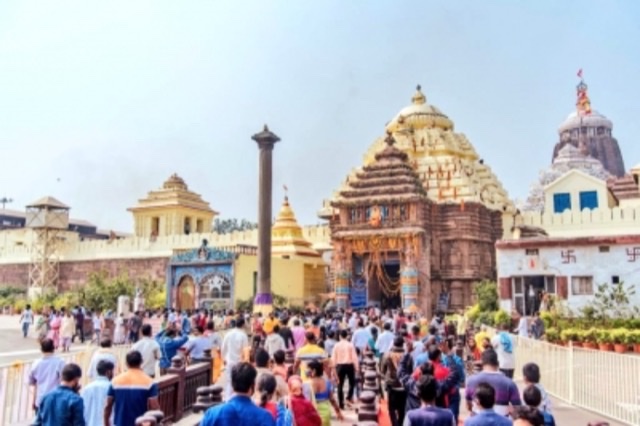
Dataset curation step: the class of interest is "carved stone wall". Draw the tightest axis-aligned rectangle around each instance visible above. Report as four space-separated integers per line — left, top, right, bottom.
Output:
426 202 502 311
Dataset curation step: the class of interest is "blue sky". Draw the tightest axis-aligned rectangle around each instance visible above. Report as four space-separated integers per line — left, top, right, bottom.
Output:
1 1 639 231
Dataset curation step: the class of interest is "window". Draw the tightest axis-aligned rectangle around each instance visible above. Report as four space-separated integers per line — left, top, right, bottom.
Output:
525 248 539 256
545 276 556 294
599 246 610 253
571 276 594 295
579 191 598 210
612 276 620 284
553 193 571 213
196 219 203 233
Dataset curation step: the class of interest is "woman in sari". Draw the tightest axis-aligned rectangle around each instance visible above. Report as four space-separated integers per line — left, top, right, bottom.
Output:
47 311 62 349
35 314 48 342
287 375 322 426
307 360 343 425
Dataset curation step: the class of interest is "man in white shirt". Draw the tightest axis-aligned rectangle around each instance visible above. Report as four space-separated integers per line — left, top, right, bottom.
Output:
514 310 529 338
375 322 395 356
132 324 161 378
264 325 286 358
351 319 372 353
221 317 249 400
348 313 358 332
491 324 516 378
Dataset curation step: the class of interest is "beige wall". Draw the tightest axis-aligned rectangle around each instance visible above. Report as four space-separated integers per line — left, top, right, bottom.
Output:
544 171 612 213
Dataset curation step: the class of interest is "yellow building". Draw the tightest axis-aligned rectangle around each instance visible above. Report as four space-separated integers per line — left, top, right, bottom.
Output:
128 173 218 238
168 195 326 310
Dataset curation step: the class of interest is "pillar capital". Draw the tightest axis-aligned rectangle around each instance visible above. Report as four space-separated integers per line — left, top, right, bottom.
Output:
252 124 280 148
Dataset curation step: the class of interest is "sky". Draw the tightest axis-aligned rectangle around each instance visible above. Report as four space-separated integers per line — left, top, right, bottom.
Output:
1 1 639 232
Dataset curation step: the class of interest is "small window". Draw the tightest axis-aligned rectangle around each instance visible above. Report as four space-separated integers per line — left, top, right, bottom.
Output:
571 276 594 295
525 248 539 256
612 276 620 284
196 219 203 233
151 217 160 235
599 246 610 253
545 276 556 294
579 191 598 210
553 193 571 213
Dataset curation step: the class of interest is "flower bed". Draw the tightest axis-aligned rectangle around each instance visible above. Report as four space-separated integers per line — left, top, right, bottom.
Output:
546 327 640 353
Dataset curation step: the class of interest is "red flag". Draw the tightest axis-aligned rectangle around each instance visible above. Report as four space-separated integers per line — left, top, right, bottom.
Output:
577 69 583 79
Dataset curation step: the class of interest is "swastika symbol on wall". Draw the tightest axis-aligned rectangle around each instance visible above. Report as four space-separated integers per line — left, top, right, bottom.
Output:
561 250 576 264
626 247 640 262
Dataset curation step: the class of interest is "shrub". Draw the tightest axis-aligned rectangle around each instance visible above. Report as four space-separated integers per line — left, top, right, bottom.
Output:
582 328 598 344
610 328 628 344
545 328 559 343
540 311 553 329
476 311 495 327
596 329 612 344
628 330 640 344
560 328 578 342
466 304 481 323
493 310 511 328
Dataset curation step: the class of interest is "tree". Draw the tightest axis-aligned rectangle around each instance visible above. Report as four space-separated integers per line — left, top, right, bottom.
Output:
213 218 258 234
474 280 499 312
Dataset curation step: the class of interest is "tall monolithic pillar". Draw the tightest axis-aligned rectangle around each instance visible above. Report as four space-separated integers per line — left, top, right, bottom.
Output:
252 125 280 315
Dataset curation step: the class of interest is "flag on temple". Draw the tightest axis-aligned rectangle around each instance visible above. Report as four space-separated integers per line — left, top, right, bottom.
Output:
577 68 583 79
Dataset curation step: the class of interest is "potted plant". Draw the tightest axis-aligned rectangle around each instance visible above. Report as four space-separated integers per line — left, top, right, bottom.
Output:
596 329 613 351
545 328 559 344
582 328 598 350
560 328 579 346
629 330 640 353
610 328 628 353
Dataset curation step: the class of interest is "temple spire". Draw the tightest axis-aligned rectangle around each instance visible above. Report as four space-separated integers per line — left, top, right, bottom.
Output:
411 84 426 105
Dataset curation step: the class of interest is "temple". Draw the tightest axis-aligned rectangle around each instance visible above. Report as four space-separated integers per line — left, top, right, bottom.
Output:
324 86 510 315
552 76 625 177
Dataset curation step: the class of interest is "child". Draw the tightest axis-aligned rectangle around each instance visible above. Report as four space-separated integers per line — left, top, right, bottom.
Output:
523 362 552 413
523 385 556 426
272 349 288 382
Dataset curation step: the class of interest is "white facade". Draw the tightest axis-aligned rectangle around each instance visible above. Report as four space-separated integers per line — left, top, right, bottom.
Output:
497 237 640 313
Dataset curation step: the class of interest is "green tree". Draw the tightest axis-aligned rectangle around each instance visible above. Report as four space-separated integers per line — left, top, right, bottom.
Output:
213 218 258 234
474 280 499 312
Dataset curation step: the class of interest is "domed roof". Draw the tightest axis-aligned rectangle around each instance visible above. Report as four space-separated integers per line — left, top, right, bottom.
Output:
386 85 454 132
558 110 612 134
163 173 189 191
272 195 320 258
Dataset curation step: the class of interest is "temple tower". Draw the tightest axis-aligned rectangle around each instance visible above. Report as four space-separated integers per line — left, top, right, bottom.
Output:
552 75 625 177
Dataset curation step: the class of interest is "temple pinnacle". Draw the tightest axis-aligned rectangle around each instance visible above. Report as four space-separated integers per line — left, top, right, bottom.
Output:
385 131 396 146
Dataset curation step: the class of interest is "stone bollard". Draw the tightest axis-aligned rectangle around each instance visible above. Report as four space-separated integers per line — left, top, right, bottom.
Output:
358 391 378 422
193 386 214 413
362 370 379 395
210 384 224 406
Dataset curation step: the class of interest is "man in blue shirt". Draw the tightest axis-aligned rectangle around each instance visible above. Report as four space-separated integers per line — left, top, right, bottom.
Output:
201 362 275 426
33 363 85 426
81 360 113 426
156 326 189 372
464 382 512 426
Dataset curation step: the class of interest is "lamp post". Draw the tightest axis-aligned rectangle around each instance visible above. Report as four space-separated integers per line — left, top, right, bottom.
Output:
252 125 280 314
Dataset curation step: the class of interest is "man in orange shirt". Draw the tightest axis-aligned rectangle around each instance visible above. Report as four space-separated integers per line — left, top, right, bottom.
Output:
331 329 359 409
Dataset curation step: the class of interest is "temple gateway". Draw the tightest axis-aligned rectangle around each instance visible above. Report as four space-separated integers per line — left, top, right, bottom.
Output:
322 86 513 316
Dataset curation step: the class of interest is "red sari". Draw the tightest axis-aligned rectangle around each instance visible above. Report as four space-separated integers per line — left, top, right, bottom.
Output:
290 395 322 426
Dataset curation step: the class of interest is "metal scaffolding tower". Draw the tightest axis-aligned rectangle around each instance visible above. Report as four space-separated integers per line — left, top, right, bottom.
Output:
26 196 69 292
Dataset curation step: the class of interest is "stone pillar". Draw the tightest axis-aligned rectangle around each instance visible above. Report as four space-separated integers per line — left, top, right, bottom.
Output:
334 270 351 309
401 267 419 309
252 125 280 315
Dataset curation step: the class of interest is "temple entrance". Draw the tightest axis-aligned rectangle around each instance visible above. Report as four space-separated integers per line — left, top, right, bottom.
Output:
380 264 401 310
177 276 196 311
367 261 401 310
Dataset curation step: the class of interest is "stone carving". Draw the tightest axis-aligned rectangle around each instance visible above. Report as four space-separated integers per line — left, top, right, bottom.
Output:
172 239 235 263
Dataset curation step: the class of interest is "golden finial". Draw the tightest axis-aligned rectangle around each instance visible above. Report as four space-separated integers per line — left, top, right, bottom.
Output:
412 84 426 105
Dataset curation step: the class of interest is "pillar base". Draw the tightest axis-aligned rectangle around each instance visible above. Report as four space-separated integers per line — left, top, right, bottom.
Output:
253 292 273 315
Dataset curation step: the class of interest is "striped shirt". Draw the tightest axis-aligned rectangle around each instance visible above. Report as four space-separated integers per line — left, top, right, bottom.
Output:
108 369 158 426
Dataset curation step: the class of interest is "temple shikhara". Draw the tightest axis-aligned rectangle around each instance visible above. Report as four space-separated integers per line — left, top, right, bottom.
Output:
323 86 510 315
1 76 640 314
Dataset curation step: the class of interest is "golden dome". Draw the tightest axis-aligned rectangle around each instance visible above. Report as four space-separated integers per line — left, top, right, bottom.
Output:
272 196 320 257
386 85 454 133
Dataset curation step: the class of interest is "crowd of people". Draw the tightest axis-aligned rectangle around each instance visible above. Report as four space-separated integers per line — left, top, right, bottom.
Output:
19 303 557 426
